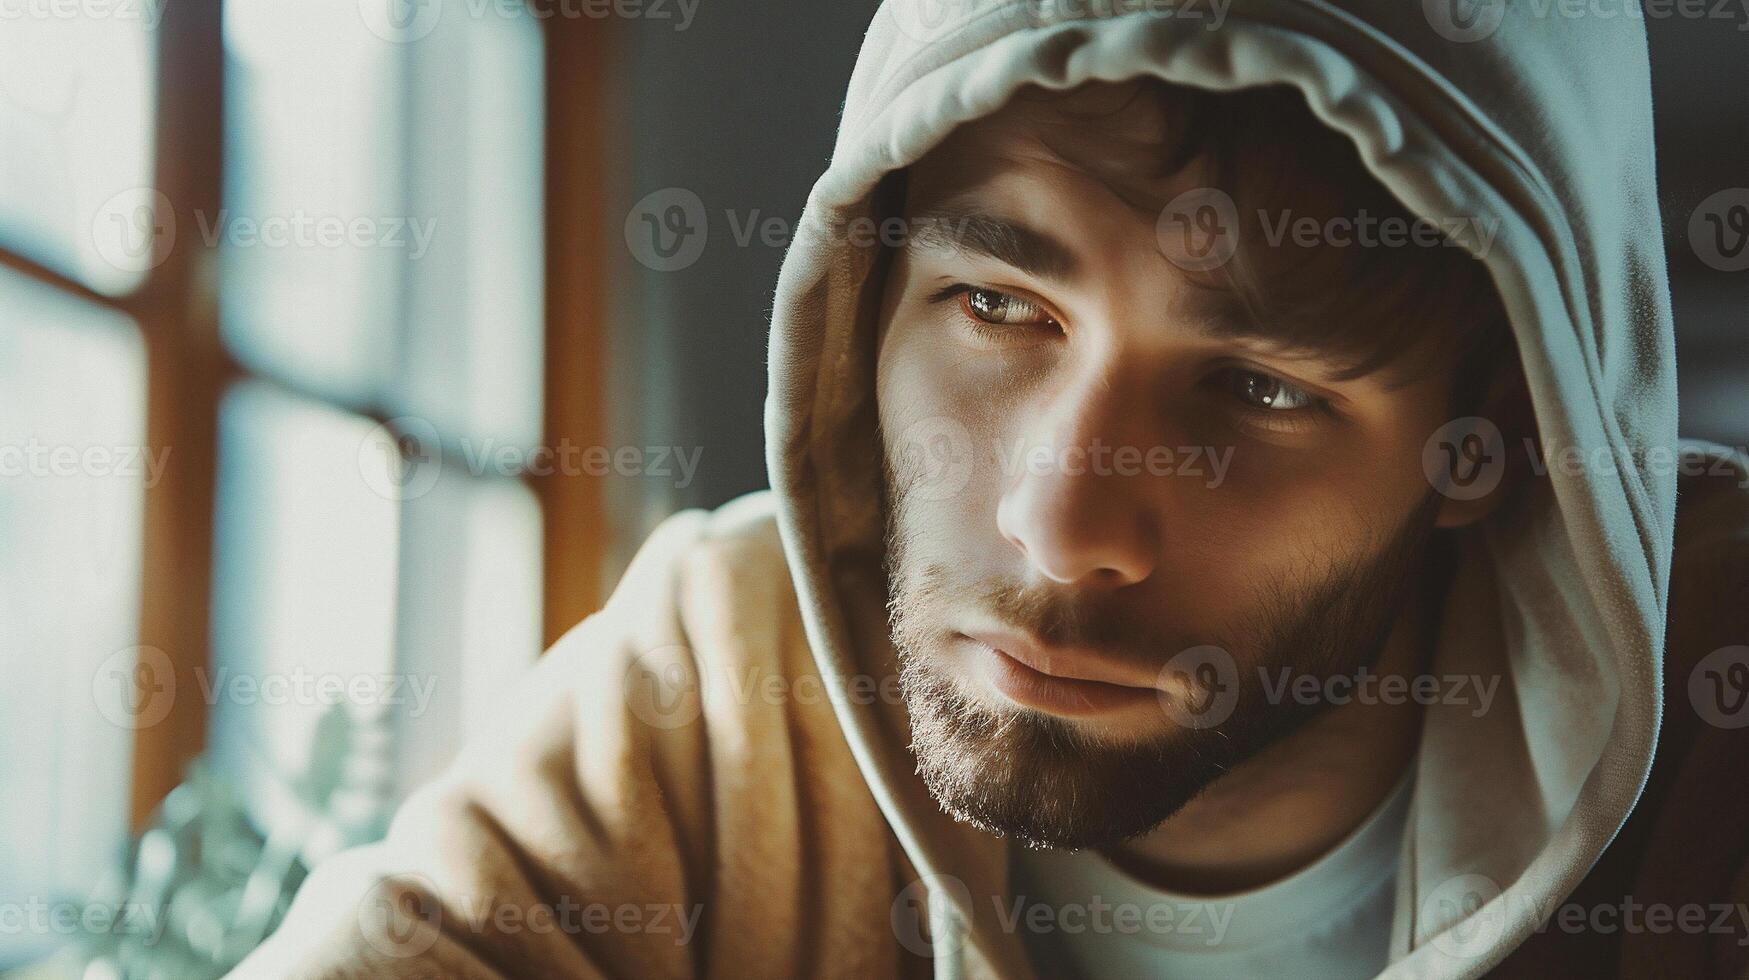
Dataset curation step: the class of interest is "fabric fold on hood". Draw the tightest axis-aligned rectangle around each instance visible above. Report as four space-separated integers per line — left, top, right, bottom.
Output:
763 2 1677 976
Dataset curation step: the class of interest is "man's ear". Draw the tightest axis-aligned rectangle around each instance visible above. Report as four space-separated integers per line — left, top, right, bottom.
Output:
1434 361 1534 529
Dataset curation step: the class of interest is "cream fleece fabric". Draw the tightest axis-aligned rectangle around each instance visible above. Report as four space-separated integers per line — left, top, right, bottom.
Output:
234 0 1704 977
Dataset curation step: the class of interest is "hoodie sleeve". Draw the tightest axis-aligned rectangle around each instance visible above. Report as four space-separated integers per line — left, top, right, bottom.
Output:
228 508 722 980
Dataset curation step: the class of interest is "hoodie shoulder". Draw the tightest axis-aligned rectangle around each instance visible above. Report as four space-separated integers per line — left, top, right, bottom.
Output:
1498 443 1749 975
671 490 814 677
574 489 801 686
231 490 897 978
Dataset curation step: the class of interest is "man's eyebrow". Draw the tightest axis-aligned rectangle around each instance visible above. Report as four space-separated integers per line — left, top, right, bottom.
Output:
903 204 1080 282
1177 284 1269 343
903 205 1387 378
1178 283 1358 367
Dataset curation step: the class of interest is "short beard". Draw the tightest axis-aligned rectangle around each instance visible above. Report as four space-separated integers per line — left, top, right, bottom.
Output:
882 467 1442 852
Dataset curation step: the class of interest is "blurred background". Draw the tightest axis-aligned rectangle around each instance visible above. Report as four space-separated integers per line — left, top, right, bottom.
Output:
0 1 1742 975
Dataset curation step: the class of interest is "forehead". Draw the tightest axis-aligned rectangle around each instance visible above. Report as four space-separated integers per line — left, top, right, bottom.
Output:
906 82 1199 215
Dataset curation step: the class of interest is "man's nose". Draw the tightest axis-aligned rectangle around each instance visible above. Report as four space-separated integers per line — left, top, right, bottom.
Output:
995 379 1160 589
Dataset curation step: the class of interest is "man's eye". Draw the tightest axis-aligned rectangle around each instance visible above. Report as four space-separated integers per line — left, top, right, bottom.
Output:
957 286 1055 327
1224 368 1319 411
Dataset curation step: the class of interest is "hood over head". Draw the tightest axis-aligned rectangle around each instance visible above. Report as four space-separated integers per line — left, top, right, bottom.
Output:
763 1 1678 976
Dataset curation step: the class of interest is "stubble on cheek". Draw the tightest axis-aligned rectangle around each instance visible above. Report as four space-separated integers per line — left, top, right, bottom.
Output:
877 432 1445 849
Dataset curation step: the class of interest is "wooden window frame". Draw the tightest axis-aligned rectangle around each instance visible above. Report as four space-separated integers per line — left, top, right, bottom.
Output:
0 0 616 831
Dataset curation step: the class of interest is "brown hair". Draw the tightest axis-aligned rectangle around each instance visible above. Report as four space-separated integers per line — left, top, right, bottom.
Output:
1000 79 1517 406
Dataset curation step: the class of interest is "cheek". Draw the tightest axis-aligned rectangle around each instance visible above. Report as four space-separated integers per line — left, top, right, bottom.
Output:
878 319 966 484
1146 428 1431 625
879 317 991 473
877 320 1016 551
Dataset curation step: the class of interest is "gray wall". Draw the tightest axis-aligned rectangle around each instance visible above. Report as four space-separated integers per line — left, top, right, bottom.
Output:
1648 18 1749 445
620 0 880 514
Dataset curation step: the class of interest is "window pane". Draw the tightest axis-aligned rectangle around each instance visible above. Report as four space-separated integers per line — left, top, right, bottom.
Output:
221 0 546 449
207 382 400 835
219 0 405 404
394 465 542 790
394 2 546 454
0 268 146 963
0 11 158 294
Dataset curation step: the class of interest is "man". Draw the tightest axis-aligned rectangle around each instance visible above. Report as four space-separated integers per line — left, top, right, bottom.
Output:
236 0 1749 977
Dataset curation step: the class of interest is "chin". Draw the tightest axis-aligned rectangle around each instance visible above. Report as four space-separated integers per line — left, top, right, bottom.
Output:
896 644 1240 850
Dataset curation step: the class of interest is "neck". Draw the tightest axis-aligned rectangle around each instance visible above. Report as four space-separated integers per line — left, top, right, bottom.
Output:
1105 590 1432 895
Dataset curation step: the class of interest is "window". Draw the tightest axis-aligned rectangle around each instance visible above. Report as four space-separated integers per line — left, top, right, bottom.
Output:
210 0 546 840
0 0 572 972
0 270 147 968
0 8 157 969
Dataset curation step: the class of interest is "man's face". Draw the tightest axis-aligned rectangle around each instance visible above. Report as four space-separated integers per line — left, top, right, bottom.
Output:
876 85 1463 850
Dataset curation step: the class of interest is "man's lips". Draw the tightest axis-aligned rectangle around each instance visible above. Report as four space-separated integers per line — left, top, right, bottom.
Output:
960 629 1163 690
957 630 1164 716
